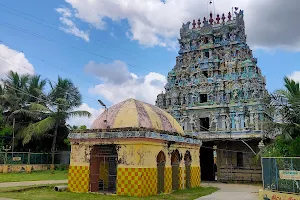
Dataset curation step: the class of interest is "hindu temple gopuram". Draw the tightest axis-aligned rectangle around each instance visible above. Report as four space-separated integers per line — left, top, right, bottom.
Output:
156 9 268 182
68 98 201 196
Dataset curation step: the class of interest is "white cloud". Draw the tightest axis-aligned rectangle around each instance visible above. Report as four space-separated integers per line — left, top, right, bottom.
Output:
0 44 34 79
67 103 104 128
56 7 90 42
288 71 300 83
56 7 72 18
62 0 300 50
85 60 166 104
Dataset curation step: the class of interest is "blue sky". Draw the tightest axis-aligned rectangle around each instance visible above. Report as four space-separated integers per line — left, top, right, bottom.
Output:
0 0 299 126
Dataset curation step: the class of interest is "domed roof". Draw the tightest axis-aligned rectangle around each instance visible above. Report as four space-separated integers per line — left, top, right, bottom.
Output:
91 98 184 135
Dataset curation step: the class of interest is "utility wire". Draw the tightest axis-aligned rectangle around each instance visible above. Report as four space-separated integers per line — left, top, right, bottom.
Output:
0 56 100 106
5 84 69 107
0 40 97 88
0 21 147 71
0 4 161 65
3 85 263 154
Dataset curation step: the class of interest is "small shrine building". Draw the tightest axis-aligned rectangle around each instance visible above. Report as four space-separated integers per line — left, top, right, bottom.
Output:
67 98 202 197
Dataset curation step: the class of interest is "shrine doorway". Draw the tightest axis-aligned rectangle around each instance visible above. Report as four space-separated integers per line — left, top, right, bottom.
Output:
90 145 117 193
200 142 215 181
157 151 166 194
184 151 192 188
171 150 180 190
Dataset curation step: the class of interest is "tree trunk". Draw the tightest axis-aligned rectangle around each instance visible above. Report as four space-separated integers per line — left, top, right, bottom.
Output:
51 122 59 170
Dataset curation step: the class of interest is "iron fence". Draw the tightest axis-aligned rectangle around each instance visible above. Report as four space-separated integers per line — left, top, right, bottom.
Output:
0 152 69 165
262 157 300 193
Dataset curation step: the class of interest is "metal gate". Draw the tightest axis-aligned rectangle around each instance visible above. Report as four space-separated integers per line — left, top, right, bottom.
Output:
89 145 117 193
172 164 179 190
157 151 166 194
157 163 165 193
185 165 191 188
171 150 180 191
185 151 192 188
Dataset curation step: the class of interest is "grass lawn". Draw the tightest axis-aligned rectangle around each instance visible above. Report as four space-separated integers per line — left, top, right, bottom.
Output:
0 170 68 182
0 186 218 200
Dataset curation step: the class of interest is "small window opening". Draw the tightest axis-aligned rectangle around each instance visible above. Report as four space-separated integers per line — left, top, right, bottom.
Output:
199 117 209 131
200 94 207 103
204 52 210 58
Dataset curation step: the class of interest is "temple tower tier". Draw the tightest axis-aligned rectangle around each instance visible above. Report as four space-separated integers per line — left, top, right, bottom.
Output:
156 9 268 182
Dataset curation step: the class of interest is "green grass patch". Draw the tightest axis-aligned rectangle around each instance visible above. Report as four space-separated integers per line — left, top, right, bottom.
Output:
0 170 68 182
0 186 218 200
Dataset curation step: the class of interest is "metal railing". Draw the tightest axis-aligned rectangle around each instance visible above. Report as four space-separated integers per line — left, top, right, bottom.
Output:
262 157 300 193
0 152 69 165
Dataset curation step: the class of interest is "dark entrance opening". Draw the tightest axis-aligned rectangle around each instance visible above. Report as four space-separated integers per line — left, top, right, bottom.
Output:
200 94 208 103
204 51 210 58
184 151 192 188
237 152 244 167
199 117 209 131
171 150 180 190
200 142 215 181
90 145 117 193
157 151 166 194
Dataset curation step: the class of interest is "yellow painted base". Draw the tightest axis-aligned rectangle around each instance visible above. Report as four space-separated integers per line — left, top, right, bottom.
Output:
190 166 201 187
68 165 90 192
117 167 157 197
25 165 32 173
0 164 49 173
164 167 172 193
2 165 8 173
259 189 300 200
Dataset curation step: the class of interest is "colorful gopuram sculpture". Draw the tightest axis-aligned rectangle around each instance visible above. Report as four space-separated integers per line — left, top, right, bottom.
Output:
156 9 267 137
156 9 267 182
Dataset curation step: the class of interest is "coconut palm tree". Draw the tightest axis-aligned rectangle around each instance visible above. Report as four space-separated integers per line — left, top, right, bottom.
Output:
19 77 91 167
1 71 30 115
272 77 300 138
27 75 47 103
260 77 300 157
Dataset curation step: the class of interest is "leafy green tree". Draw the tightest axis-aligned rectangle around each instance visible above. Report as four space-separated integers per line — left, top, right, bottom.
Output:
261 77 300 157
79 125 87 130
19 77 91 166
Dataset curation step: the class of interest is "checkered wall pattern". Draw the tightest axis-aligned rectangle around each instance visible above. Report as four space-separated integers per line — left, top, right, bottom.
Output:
179 167 185 189
190 166 201 187
68 165 90 192
164 167 172 193
117 167 157 197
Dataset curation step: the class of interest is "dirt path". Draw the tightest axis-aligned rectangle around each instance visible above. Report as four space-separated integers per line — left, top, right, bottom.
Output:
197 182 261 200
0 180 67 188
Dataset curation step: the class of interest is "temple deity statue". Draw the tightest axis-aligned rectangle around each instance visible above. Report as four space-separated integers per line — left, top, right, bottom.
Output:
254 112 259 130
189 114 197 131
234 113 240 131
224 114 231 132
244 115 250 130
210 113 219 131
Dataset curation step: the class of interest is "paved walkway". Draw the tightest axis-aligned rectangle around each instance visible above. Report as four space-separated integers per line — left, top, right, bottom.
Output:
197 182 261 200
0 180 67 188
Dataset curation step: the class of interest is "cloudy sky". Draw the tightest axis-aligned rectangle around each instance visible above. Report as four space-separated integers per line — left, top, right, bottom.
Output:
0 0 300 127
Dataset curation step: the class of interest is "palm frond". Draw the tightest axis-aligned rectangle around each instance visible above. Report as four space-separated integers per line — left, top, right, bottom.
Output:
68 110 91 118
19 116 56 145
9 108 41 120
29 103 52 113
